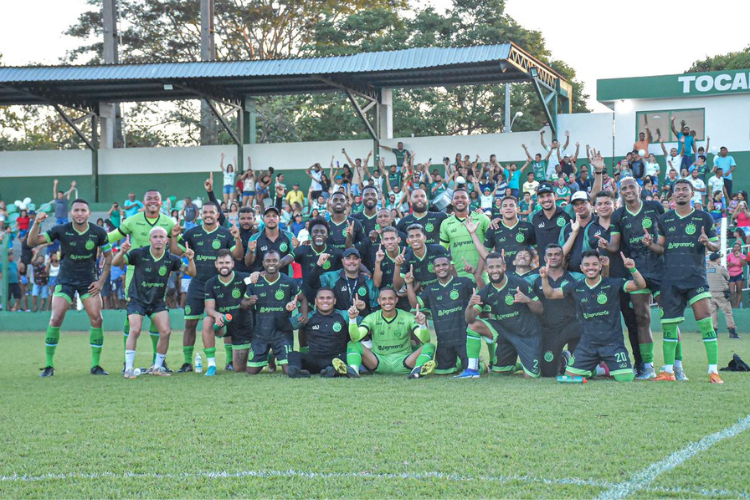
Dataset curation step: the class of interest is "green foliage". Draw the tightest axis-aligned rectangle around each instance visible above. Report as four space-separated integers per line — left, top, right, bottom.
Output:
687 46 750 72
1 329 749 499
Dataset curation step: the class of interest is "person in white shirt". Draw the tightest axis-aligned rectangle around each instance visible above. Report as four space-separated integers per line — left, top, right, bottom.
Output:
707 168 729 201
218 152 237 205
522 172 540 196
660 141 682 177
688 168 706 205
643 153 661 185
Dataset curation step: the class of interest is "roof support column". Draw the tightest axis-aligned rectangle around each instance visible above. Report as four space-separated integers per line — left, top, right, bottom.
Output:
243 97 257 145
378 89 393 140
91 114 100 203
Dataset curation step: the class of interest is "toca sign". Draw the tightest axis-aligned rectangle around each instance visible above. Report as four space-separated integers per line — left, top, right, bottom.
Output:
678 73 750 94
598 68 750 101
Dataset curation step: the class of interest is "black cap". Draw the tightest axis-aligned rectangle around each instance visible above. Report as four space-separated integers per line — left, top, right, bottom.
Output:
343 248 361 259
709 252 720 261
263 206 280 216
537 185 554 195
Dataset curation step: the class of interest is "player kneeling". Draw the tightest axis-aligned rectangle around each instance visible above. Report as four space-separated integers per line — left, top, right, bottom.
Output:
113 228 196 379
335 288 435 379
540 250 645 382
201 250 253 376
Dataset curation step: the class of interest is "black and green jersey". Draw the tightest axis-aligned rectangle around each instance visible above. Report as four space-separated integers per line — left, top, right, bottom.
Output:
294 244 343 302
327 217 366 252
611 201 665 277
397 211 448 245
531 207 571 256
44 223 111 286
351 211 379 237
583 219 628 278
656 209 718 287
484 220 536 272
391 149 410 168
531 270 584 329
401 244 451 288
177 225 236 283
418 277 474 345
440 212 490 280
248 229 295 274
301 311 349 358
477 274 541 337
123 247 182 306
359 309 420 357
244 274 300 333
204 271 250 315
562 277 628 346
532 160 547 181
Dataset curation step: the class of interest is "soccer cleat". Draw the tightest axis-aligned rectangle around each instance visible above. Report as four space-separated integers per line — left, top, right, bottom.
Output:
121 362 126 375
225 362 234 372
729 330 741 339
597 361 611 378
709 372 724 384
634 362 645 378
560 350 571 375
90 365 109 375
674 366 689 381
149 365 171 377
652 369 676 382
286 366 310 379
409 360 436 379
332 358 359 378
267 357 277 373
454 369 480 379
320 366 337 378
204 366 217 377
40 366 55 378
636 365 656 380
162 360 174 373
177 363 193 373
123 368 136 380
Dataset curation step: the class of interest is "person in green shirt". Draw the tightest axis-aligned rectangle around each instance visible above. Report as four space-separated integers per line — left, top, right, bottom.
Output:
554 176 571 206
523 143 553 183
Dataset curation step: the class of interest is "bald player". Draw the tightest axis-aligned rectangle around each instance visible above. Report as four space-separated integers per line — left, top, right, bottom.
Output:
108 189 175 371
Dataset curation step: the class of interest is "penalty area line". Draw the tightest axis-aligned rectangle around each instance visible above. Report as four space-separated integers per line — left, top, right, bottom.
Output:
594 413 750 500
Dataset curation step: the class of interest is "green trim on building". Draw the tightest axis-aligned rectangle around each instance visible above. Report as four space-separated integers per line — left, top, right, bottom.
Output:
598 68 750 102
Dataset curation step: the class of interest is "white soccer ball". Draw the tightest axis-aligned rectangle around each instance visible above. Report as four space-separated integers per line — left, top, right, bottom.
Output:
134 368 142 376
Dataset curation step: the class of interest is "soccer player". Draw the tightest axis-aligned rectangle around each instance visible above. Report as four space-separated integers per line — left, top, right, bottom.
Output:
113 227 195 379
406 255 475 375
372 227 405 291
170 202 244 372
245 206 295 274
456 252 543 379
233 206 257 273
350 185 381 236
511 247 537 280
598 177 667 380
540 250 645 382
440 189 490 281
335 288 435 379
393 224 451 292
530 244 583 377
396 188 447 245
327 191 365 251
294 218 343 303
465 196 535 273
361 209 406 269
642 180 724 383
311 248 378 318
201 249 252 376
242 250 308 375
531 185 571 255
287 287 350 378
107 189 175 370
27 203 112 377
560 191 595 273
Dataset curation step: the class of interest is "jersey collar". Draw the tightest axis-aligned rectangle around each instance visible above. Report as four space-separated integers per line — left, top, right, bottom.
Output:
585 276 603 289
72 222 91 236
219 271 236 285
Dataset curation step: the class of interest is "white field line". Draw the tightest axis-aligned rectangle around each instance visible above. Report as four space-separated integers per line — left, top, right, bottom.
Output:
595 414 750 500
0 467 748 498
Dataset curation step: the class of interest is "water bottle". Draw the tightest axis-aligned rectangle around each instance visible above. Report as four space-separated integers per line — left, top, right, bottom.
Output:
557 375 586 384
213 313 233 332
195 353 203 374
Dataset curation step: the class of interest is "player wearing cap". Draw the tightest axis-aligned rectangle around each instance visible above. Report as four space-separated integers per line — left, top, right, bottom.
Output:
246 206 295 275
531 185 571 257
560 191 595 273
540 250 644 382
309 247 379 319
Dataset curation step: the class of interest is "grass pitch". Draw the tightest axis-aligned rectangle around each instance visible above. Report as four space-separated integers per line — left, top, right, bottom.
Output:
1 329 749 499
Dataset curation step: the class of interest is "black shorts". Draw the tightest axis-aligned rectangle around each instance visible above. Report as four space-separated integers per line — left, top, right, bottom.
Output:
480 319 542 377
53 282 93 304
540 321 581 377
127 300 167 318
567 342 632 378
184 279 206 319
249 329 293 367
7 283 21 300
288 351 345 373
227 313 253 350
660 282 711 323
435 342 467 374
631 273 662 298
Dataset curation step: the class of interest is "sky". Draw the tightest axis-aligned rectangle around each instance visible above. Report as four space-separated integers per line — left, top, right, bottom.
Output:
0 0 747 112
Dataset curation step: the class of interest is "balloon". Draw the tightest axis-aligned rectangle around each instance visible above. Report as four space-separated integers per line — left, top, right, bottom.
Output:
23 197 32 205
638 149 646 157
193 199 203 209
14 200 21 207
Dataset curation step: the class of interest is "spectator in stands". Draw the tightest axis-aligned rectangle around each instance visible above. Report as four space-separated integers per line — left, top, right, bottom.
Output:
240 157 256 208
633 116 654 155
727 242 747 309
181 197 198 230
16 209 30 238
707 253 739 339
566 173 580 193
4 249 21 312
713 146 736 196
671 117 697 169
660 141 682 178
379 142 411 171
540 129 570 158
523 172 539 196
731 199 750 242
52 179 76 225
630 150 645 183
123 192 143 218
554 176 571 206
688 168 707 205
31 253 48 312
108 202 123 228
0 195 6 231
644 153 660 185
218 153 237 205
707 167 729 202
690 155 711 184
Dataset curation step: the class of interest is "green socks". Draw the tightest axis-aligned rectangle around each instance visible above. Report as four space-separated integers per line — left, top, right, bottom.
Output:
45 326 61 368
675 340 683 361
697 317 719 367
204 347 216 360
149 321 159 362
224 343 233 364
346 341 363 373
414 344 435 369
661 323 679 370
183 346 194 365
639 342 654 365
466 328 482 371
90 327 104 368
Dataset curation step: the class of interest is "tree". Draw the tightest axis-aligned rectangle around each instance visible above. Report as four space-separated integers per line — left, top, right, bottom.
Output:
687 46 750 72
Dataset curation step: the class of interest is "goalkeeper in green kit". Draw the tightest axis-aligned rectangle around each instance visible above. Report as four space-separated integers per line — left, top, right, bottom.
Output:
333 288 435 379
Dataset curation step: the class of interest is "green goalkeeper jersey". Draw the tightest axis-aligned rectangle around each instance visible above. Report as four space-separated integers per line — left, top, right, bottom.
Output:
108 212 175 249
440 212 490 281
351 310 422 357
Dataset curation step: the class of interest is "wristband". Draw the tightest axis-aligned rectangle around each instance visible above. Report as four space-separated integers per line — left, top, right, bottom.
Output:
349 318 358 325
595 171 603 175
629 267 638 274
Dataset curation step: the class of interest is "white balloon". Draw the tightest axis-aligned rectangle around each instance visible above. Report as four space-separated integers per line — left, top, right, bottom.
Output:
638 149 646 157
19 203 27 210
23 197 31 205
14 200 21 207
193 199 203 209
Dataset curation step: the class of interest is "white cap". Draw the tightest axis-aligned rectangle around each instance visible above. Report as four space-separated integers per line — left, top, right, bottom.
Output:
571 191 589 203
